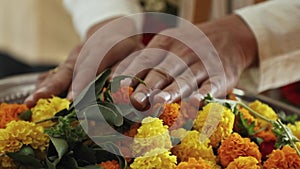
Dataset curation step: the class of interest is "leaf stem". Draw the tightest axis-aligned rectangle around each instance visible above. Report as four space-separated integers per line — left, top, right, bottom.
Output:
277 120 300 156
237 102 274 124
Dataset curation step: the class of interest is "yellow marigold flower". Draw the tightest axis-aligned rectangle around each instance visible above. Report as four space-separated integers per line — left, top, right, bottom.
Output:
263 145 300 169
227 156 260 169
130 148 177 169
177 157 212 169
31 96 70 127
0 103 28 128
0 121 49 153
172 130 216 163
159 103 180 127
193 103 235 147
132 117 172 156
218 132 261 167
288 121 300 140
0 155 15 169
249 100 277 129
99 160 120 169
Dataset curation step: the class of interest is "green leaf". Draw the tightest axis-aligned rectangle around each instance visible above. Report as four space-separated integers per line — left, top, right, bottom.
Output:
92 135 125 143
80 103 123 127
83 165 103 169
70 69 111 110
278 111 298 124
18 110 32 121
235 111 257 137
73 144 97 164
7 146 42 168
46 137 69 168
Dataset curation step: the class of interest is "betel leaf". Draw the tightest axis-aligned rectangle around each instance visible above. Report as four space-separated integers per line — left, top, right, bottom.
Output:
109 75 145 93
6 146 42 168
18 110 32 121
73 143 97 164
98 104 123 127
46 137 69 169
70 69 111 110
79 103 123 127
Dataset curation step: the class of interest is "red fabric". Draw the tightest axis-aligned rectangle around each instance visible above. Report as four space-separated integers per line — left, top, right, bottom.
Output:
280 81 300 106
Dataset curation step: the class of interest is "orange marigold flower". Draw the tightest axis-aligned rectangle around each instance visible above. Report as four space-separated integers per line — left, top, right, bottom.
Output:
255 130 277 142
99 160 120 169
227 156 260 169
172 130 216 163
177 157 212 169
193 103 235 147
263 145 300 169
159 103 180 127
111 86 133 104
170 101 198 130
218 132 261 167
249 100 277 129
0 103 28 128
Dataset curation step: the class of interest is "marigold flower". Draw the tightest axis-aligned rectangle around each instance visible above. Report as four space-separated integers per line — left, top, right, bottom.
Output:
159 103 180 127
193 103 235 147
0 103 28 128
130 148 177 169
177 157 212 169
132 117 172 156
99 160 120 169
255 130 277 142
263 145 300 169
0 155 15 169
249 100 277 129
227 156 260 169
111 86 133 104
288 121 300 140
172 130 216 163
0 121 49 153
170 128 188 140
31 96 70 127
218 132 261 167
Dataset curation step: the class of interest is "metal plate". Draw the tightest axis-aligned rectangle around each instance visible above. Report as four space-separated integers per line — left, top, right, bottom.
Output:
0 73 299 115
0 73 39 103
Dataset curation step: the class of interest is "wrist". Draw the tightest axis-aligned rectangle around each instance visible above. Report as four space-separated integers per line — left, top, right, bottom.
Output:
229 15 258 68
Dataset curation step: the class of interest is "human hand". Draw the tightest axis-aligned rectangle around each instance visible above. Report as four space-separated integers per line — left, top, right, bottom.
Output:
25 17 143 108
118 15 258 110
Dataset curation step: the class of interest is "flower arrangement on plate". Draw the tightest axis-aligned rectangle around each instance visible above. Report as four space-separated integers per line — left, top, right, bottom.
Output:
1 69 300 169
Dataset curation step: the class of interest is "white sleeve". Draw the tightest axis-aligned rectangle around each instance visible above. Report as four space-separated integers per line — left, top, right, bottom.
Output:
235 0 300 93
63 0 142 40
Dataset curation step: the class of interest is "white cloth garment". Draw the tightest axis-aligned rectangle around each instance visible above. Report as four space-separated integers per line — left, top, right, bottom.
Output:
235 0 300 93
63 0 300 93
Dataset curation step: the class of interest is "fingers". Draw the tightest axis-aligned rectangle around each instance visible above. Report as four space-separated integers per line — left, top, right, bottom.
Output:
153 61 208 104
130 51 199 110
68 37 141 100
24 65 73 108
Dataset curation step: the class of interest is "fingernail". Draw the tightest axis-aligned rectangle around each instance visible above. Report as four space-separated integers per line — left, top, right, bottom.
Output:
67 92 74 101
154 91 171 103
131 92 148 110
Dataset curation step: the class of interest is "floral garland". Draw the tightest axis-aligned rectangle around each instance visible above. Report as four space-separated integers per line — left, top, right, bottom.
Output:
0 69 300 169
